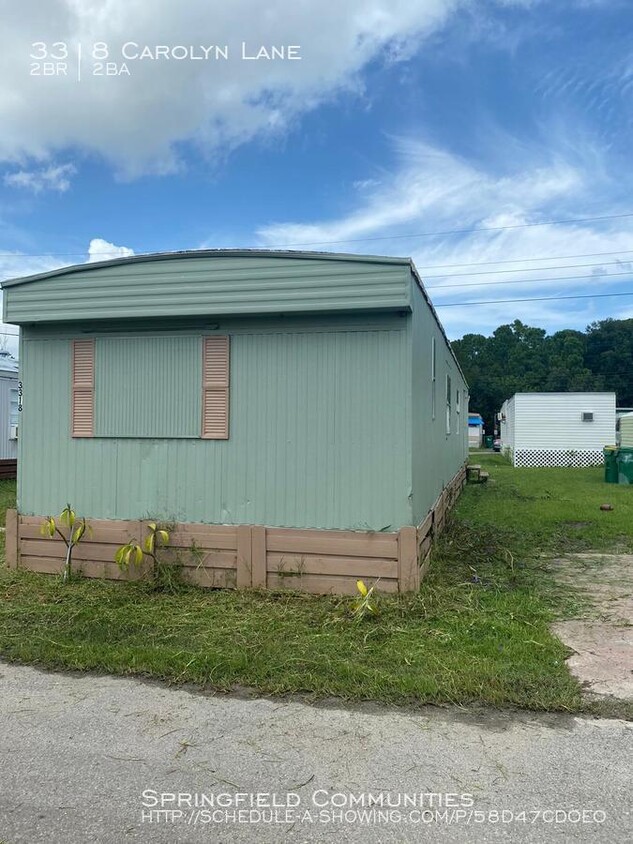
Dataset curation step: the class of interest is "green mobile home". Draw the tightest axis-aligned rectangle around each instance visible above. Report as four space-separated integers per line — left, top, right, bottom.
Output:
3 251 467 594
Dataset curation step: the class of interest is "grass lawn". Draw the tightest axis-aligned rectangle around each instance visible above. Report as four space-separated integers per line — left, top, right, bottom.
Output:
0 479 16 527
462 453 632 554
0 460 630 715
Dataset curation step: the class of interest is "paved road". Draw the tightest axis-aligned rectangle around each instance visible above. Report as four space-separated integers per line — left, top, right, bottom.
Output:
0 662 631 843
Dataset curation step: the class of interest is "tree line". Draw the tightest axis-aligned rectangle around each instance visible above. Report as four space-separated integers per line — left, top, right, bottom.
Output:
451 318 631 433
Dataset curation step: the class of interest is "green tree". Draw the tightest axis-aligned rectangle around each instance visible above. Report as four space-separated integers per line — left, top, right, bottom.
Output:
585 319 633 406
451 317 631 432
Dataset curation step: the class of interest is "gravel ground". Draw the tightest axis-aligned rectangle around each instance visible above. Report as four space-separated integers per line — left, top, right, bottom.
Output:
0 662 631 843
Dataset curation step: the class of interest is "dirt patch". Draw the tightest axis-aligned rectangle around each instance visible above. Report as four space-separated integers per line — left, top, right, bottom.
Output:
550 554 633 701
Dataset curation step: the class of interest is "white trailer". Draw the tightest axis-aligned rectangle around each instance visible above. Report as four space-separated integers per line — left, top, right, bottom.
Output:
619 412 633 447
0 351 18 460
498 392 616 468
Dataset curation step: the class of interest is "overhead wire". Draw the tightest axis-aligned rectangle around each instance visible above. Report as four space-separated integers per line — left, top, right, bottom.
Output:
1 209 633 258
436 290 633 307
426 269 633 290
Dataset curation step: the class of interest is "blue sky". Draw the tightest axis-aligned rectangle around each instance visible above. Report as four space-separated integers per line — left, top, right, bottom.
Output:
1 0 632 355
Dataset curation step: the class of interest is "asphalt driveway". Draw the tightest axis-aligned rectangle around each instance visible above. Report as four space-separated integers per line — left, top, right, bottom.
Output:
0 662 631 843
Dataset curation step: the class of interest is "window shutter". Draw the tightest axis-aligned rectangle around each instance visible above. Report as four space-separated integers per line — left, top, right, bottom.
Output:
202 336 230 439
72 340 94 437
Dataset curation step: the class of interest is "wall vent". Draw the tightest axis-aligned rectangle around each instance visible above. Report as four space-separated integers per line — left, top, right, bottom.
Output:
581 412 594 422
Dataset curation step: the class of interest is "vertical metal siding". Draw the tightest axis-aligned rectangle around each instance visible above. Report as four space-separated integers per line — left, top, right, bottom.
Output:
95 336 201 438
410 280 468 525
19 339 120 519
19 321 411 530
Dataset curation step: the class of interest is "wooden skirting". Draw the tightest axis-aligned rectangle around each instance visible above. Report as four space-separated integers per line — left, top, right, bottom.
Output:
416 464 467 580
0 459 17 480
4 465 466 595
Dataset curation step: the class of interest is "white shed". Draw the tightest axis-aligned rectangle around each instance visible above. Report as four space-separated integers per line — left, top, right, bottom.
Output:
498 392 616 467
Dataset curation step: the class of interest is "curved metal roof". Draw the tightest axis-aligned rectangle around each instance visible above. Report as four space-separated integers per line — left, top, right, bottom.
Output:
1 249 410 289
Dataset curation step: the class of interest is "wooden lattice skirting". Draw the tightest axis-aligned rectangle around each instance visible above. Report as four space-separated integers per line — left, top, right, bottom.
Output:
4 465 466 595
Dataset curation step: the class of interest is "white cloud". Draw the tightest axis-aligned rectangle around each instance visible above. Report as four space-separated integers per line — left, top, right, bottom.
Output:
0 250 67 356
87 238 134 262
0 0 488 177
0 252 64 285
0 237 135 354
0 239 134 283
353 178 381 191
256 137 633 336
3 163 76 193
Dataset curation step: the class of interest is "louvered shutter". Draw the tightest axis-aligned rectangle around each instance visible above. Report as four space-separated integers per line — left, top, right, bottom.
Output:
201 336 230 439
71 340 95 437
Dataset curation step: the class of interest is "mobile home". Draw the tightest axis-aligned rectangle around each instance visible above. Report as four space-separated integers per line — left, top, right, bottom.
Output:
619 412 633 447
498 392 616 467
3 250 468 593
0 350 19 471
468 413 484 448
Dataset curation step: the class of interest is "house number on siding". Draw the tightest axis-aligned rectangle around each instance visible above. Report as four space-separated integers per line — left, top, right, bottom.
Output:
18 381 23 412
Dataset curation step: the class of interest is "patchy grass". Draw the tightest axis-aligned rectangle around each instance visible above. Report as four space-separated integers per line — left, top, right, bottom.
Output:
0 479 16 527
0 564 579 712
0 460 630 715
460 454 633 554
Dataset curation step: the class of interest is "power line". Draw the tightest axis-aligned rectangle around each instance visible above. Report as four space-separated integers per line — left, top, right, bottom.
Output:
437 290 633 307
425 258 633 280
427 269 633 290
417 248 633 270
1 211 633 260
263 211 633 247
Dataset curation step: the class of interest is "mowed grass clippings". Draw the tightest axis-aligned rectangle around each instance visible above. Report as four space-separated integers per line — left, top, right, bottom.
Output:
460 453 633 554
0 565 580 711
0 458 630 714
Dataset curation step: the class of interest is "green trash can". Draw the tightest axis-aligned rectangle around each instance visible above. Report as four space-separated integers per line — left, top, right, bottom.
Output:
616 446 633 485
604 446 619 484
484 434 494 449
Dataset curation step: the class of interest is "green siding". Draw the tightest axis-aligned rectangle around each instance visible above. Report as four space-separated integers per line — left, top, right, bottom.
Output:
4 254 411 324
19 316 412 530
95 336 201 438
410 280 468 524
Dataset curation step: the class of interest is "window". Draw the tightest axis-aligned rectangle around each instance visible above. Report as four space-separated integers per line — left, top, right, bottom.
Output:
9 387 19 439
456 388 461 414
446 374 452 435
71 335 231 440
431 337 436 420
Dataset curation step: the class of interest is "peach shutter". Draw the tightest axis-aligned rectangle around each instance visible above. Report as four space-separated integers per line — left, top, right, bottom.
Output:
71 340 95 437
202 336 230 439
